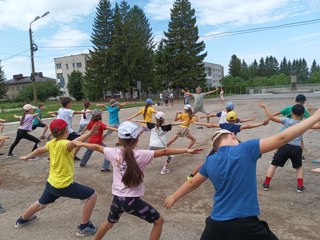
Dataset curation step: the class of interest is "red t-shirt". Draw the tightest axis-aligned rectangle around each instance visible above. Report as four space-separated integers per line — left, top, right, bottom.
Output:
87 120 107 144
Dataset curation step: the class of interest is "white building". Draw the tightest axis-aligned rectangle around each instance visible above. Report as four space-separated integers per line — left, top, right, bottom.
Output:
54 53 90 96
204 62 224 87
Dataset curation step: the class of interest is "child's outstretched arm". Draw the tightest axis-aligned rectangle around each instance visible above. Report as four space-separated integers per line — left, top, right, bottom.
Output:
132 119 147 124
72 141 104 154
240 118 269 130
205 88 218 96
106 125 118 132
200 113 216 119
47 111 58 115
73 110 92 115
96 103 106 111
19 147 48 161
67 124 99 151
181 89 193 96
154 147 203 158
127 112 141 120
260 107 320 154
14 114 22 120
193 121 219 128
238 117 255 123
119 102 127 109
258 102 282 123
0 118 6 123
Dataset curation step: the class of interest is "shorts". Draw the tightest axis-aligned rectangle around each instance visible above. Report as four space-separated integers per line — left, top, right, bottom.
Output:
271 144 302 169
107 196 160 224
38 181 95 205
201 216 279 240
193 106 209 115
67 132 80 140
32 122 46 130
176 127 189 137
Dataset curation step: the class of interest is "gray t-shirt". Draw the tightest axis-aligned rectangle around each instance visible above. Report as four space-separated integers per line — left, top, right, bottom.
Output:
57 108 75 133
192 93 206 108
280 117 302 146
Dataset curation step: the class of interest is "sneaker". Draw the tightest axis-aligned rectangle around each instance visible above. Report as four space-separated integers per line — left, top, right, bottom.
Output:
160 168 171 175
79 163 85 167
262 183 270 191
76 221 96 237
0 204 6 214
6 153 14 158
297 185 305 193
47 158 50 163
39 136 46 140
30 157 40 161
196 126 204 129
302 155 306 162
187 174 194 180
0 153 4 156
15 215 38 229
101 168 111 172
74 156 80 161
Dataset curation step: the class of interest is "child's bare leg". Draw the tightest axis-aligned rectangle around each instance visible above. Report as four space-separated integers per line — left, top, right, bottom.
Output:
93 220 114 240
167 135 178 147
21 201 46 220
81 192 97 224
150 215 164 240
186 134 196 149
41 125 49 137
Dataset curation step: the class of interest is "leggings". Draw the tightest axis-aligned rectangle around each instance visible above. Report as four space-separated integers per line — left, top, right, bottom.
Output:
8 129 41 154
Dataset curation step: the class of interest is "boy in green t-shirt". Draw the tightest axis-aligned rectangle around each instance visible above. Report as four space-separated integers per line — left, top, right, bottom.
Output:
32 104 49 140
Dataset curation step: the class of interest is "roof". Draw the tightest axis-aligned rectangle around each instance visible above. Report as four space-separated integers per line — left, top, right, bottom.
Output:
6 74 56 85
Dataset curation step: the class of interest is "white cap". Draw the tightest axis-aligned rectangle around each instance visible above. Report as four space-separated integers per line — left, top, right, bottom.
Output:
211 129 232 146
184 104 192 110
23 104 36 111
118 121 140 139
155 111 165 120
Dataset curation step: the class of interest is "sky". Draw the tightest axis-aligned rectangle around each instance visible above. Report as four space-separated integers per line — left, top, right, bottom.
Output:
0 0 320 80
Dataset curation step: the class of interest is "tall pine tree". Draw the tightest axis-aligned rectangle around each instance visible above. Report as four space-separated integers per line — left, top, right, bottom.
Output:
228 54 241 77
0 65 8 98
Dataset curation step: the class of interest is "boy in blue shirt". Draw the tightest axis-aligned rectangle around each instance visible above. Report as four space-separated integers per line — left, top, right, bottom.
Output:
164 106 320 240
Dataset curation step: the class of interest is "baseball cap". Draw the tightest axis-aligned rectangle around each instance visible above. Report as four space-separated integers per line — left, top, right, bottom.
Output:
295 94 306 102
156 111 165 120
118 121 140 139
146 98 153 104
184 104 192 110
109 99 118 107
23 104 36 111
292 104 305 116
227 111 237 121
92 109 102 117
225 102 234 110
211 129 232 146
50 119 67 134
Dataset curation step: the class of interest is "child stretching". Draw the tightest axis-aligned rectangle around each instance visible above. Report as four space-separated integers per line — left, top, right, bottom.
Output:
7 104 41 157
79 110 118 172
127 98 157 135
259 102 308 192
32 103 50 140
167 104 197 149
0 118 6 134
76 101 92 133
134 111 182 175
16 119 99 237
72 121 203 240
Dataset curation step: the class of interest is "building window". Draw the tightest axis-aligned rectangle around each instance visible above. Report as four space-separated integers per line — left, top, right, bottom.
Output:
66 64 68 69
72 63 75 68
76 62 82 68
56 63 61 69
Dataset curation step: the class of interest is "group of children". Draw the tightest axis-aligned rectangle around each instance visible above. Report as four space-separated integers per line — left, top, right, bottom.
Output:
3 91 320 239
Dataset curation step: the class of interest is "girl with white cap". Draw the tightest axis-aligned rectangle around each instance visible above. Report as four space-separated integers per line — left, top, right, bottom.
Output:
7 104 41 157
72 121 203 240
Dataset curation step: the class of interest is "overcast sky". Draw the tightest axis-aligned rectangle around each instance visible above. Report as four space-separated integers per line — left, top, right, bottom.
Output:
0 0 319 80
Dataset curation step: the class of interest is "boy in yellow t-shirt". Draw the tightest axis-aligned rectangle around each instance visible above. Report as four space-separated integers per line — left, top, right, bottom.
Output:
15 119 99 237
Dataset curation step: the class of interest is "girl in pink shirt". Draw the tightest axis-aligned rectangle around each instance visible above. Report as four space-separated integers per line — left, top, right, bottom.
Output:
73 121 203 240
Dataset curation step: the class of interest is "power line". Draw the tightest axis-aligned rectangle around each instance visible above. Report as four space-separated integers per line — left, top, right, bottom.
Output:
1 49 29 61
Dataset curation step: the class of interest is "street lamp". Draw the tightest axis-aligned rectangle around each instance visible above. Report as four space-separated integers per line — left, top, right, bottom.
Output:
29 11 50 104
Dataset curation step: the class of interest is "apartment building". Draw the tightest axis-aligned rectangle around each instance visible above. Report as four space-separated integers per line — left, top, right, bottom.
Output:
204 62 224 87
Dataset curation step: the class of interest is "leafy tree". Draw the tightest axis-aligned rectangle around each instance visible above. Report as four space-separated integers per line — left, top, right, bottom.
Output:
67 70 84 100
228 54 241 77
154 40 170 90
310 59 319 75
248 59 258 78
258 57 266 76
15 81 61 102
161 0 207 89
280 57 289 75
240 60 249 79
309 71 320 83
0 65 8 98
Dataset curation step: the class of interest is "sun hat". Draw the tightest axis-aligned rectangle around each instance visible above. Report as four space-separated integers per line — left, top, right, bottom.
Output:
109 99 119 107
211 129 232 146
92 109 102 117
155 111 165 120
225 102 234 110
23 104 36 111
292 104 305 116
118 121 140 139
184 104 192 110
295 94 306 102
146 98 153 104
227 111 237 121
50 119 67 134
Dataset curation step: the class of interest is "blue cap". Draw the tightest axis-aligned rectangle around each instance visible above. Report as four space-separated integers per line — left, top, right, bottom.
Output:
146 98 153 104
225 102 234 110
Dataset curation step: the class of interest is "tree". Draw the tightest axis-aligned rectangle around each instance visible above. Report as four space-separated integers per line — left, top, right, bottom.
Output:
15 81 61 102
310 59 320 75
161 0 207 89
240 60 250 80
258 57 266 76
228 54 241 77
67 70 84 100
0 65 8 98
248 59 258 78
83 0 114 100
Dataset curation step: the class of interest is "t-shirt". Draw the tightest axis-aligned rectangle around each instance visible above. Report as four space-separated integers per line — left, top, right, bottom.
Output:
280 118 302 146
57 108 74 133
184 95 190 105
79 109 92 125
107 106 120 124
19 114 34 131
87 120 107 144
32 109 42 125
147 122 172 148
219 123 241 135
216 111 240 124
177 113 194 128
192 93 206 108
199 139 261 221
103 147 154 197
46 139 74 189
280 105 310 119
138 107 156 125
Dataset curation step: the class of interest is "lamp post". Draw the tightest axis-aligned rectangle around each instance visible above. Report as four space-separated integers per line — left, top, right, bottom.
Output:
29 11 50 104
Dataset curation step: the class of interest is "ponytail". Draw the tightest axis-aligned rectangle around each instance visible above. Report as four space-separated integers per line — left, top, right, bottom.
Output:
186 108 193 120
119 138 144 187
83 101 91 119
20 112 27 126
143 103 151 119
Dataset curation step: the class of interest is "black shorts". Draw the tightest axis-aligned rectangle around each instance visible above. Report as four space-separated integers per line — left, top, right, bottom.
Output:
271 144 302 169
38 181 95 205
201 216 279 240
32 122 46 130
107 195 160 224
67 132 80 140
